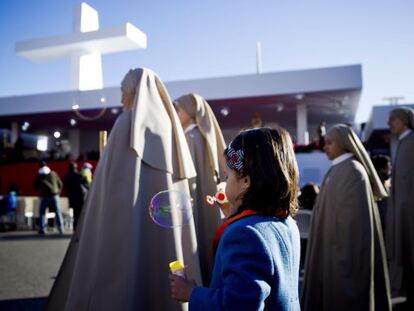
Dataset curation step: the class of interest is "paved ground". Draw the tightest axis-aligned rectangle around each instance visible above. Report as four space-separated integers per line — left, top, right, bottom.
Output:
0 230 71 311
0 229 408 310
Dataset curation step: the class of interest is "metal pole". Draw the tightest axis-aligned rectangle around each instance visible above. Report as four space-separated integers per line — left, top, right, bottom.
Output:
383 96 405 105
99 130 107 156
256 41 262 74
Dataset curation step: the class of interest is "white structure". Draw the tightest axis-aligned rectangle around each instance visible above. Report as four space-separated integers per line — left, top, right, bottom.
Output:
167 64 362 143
0 65 362 187
16 2 147 91
0 65 362 154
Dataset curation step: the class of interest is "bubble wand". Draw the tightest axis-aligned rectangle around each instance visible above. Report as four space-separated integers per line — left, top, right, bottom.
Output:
205 191 227 206
205 182 229 208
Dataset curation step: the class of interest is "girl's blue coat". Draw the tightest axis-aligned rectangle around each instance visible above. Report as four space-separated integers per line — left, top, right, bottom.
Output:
190 214 301 311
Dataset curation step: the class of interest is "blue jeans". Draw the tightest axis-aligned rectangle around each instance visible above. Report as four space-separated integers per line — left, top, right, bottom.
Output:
39 195 64 233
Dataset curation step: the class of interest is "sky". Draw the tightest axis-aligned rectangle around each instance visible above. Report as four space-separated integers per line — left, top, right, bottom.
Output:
1 0 414 122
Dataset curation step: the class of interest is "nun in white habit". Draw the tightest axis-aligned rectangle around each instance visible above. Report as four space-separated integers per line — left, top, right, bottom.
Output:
174 93 226 285
301 124 391 311
386 107 414 306
46 68 201 311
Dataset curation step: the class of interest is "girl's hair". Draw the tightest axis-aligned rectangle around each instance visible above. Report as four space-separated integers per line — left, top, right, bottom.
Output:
224 127 299 218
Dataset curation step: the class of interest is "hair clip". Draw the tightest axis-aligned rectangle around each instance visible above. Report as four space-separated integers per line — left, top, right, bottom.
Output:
226 145 244 171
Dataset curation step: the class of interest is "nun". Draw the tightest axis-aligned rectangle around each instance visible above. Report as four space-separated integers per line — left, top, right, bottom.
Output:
386 107 414 307
46 68 201 311
301 124 391 311
174 93 226 285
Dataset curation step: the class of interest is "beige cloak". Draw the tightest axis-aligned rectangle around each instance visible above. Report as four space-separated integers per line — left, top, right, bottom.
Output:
174 93 226 285
46 69 201 311
301 125 391 311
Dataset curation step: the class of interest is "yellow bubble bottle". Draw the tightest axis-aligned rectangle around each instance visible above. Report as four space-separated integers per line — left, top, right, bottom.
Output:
169 260 186 278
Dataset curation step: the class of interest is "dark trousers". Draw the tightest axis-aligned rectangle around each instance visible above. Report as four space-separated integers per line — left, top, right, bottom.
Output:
72 205 83 230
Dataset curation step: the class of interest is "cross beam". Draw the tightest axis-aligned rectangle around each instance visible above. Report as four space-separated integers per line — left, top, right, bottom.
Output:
16 2 147 91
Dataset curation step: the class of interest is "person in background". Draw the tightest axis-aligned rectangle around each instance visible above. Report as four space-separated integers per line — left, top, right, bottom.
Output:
12 135 24 162
386 107 414 307
301 124 391 311
63 162 88 230
0 185 18 231
34 160 64 235
80 161 93 186
298 183 320 211
174 93 226 285
250 112 264 128
170 127 301 310
297 182 320 271
371 154 391 235
371 154 391 187
316 121 326 149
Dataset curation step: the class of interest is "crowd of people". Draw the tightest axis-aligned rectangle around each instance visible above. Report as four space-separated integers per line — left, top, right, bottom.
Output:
3 67 411 310
0 159 93 233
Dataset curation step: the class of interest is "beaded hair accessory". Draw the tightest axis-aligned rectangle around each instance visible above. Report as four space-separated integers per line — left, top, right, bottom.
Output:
226 143 244 172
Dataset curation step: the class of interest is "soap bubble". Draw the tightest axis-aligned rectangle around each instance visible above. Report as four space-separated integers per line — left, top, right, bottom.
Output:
149 190 193 228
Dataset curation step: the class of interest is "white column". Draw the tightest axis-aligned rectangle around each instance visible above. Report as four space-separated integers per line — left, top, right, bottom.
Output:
10 122 19 145
71 52 103 91
296 103 309 145
68 129 80 160
71 3 103 91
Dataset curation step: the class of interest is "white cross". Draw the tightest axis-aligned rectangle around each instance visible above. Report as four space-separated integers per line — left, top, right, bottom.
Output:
16 2 147 91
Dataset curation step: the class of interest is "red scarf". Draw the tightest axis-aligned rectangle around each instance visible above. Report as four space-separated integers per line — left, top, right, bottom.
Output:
212 209 258 256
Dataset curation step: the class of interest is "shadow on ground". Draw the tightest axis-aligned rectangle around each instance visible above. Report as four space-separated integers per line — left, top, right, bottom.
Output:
0 297 47 311
0 233 71 241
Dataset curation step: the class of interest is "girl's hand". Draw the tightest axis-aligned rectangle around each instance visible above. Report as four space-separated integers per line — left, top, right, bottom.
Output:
219 201 235 218
169 274 196 302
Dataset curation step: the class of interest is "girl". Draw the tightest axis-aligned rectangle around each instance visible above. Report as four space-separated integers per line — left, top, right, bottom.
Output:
170 127 301 311
301 124 391 311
